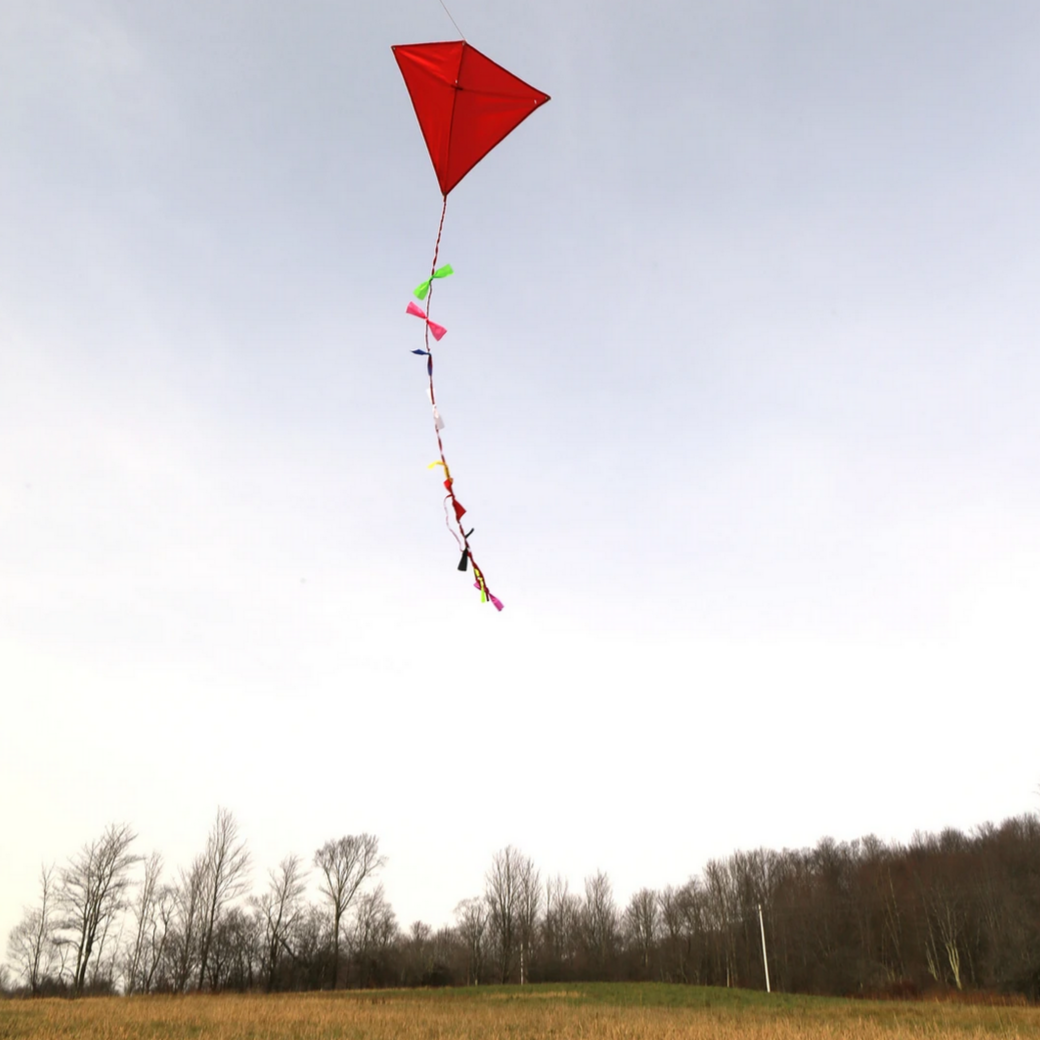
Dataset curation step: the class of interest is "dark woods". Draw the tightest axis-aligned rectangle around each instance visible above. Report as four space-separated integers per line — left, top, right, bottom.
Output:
7 811 1040 1000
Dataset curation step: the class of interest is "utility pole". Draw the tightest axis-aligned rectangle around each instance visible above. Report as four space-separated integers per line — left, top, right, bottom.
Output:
758 903 771 994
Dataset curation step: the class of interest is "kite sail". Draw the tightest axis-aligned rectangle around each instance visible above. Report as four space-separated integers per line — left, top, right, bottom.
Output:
392 41 550 609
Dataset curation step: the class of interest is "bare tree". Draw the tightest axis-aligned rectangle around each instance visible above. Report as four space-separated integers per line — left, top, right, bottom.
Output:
7 865 56 995
352 884 398 988
485 846 525 983
148 884 177 992
703 858 738 986
918 854 967 991
404 920 433 983
196 808 250 990
516 856 541 984
314 834 383 988
454 897 488 985
170 855 207 992
581 870 619 977
254 854 308 992
543 874 580 976
208 905 259 991
85 903 121 992
123 852 169 994
624 887 660 976
658 884 687 982
58 823 138 994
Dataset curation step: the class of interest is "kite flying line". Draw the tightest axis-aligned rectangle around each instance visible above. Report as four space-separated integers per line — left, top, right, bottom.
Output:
435 0 466 40
393 41 550 609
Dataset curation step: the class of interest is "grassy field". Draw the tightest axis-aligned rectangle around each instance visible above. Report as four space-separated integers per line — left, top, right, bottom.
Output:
2 982 1038 1039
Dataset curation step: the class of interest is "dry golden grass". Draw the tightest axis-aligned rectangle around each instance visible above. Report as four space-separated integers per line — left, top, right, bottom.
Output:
2 985 1039 1040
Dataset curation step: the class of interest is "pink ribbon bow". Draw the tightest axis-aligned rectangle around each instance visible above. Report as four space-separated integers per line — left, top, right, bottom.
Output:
406 300 447 341
473 582 505 611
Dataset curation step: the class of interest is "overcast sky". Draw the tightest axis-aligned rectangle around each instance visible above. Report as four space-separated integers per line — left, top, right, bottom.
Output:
3 0 1040 951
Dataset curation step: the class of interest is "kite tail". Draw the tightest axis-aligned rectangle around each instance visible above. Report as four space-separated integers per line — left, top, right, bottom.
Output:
414 195 503 611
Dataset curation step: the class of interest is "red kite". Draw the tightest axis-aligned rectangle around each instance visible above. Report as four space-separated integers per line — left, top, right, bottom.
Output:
392 41 551 196
393 40 550 609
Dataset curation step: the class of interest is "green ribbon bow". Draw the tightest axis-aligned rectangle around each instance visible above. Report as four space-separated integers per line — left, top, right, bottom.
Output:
414 264 454 301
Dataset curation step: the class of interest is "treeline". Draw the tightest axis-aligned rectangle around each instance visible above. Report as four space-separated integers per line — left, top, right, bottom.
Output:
6 809 1040 999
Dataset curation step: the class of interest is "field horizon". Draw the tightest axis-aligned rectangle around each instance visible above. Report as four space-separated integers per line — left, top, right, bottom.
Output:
3 981 1040 1039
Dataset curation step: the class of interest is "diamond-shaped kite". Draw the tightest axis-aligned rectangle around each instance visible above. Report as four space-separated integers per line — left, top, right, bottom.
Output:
392 41 551 196
393 40 550 609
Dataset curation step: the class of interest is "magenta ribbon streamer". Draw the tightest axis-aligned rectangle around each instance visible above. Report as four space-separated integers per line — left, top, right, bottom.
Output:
406 300 447 341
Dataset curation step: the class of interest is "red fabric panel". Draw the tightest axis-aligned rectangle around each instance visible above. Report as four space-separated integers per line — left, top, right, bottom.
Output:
392 42 465 195
392 41 550 195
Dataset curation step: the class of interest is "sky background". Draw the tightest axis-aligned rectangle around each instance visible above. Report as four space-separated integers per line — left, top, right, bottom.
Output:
3 0 1040 952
